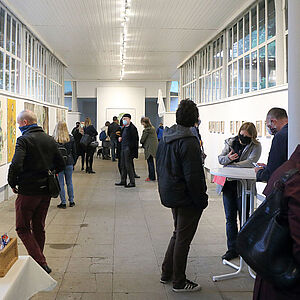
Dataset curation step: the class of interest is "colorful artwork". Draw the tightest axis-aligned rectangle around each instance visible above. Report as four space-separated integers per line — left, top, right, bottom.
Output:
24 102 49 134
7 99 16 162
221 121 225 134
0 97 7 166
43 106 49 134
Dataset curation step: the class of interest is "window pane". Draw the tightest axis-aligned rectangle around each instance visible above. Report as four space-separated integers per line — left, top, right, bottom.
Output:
233 24 238 59
11 57 15 92
170 97 178 112
286 34 288 82
0 8 4 48
16 60 20 93
285 0 288 31
220 70 223 99
259 46 266 89
268 41 276 87
6 14 11 51
216 38 220 68
267 0 276 39
233 61 238 95
251 51 257 91
251 6 257 48
238 19 243 56
0 51 3 89
228 28 232 62
220 36 224 66
5 55 10 91
245 55 250 93
245 13 250 52
207 46 211 71
213 41 216 69
28 35 32 66
212 72 216 101
17 23 21 57
228 64 232 97
216 71 219 100
12 19 16 55
238 58 243 94
259 1 265 44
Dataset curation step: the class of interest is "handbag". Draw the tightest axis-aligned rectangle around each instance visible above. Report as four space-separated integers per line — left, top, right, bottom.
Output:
80 134 92 147
236 168 300 289
90 141 99 148
47 170 60 198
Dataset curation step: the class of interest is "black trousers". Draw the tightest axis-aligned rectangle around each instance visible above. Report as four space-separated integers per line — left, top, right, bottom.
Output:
147 155 156 180
86 146 95 170
120 147 135 184
162 205 203 287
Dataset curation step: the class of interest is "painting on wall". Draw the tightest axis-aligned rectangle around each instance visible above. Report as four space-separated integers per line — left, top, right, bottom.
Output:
264 121 272 138
256 120 263 137
216 121 220 133
24 102 35 112
221 121 225 134
43 106 49 134
236 121 241 133
0 97 7 166
230 121 235 135
7 98 16 162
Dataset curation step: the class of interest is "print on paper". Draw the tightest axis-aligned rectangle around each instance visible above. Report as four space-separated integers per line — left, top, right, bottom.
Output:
0 97 7 165
7 98 16 162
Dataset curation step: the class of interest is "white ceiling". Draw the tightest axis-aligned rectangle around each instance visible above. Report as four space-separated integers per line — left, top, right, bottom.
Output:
4 0 255 81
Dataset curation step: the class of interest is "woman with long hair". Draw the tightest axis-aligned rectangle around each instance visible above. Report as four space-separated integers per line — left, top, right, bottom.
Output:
218 122 262 261
84 117 98 173
53 121 76 208
140 117 158 181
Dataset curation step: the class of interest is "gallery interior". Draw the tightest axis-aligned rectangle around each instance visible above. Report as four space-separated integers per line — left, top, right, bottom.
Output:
0 0 299 299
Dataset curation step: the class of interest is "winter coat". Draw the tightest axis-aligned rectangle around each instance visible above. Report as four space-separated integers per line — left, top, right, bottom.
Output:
121 122 139 159
156 124 208 210
8 126 65 195
108 122 120 141
140 126 158 160
253 144 300 300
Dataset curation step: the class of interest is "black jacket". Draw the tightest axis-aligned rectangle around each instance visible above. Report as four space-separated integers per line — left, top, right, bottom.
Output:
108 122 120 141
57 135 77 166
8 126 65 195
71 126 82 144
121 123 139 159
156 124 208 210
84 125 98 141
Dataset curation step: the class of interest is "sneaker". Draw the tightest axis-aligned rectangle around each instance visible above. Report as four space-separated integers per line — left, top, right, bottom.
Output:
134 174 140 179
145 178 155 182
125 183 135 188
222 250 239 261
57 203 66 209
173 279 201 292
160 275 172 284
69 202 75 207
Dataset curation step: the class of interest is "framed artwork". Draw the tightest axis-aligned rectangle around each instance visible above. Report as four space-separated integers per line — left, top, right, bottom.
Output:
209 121 212 132
256 120 263 137
7 99 16 163
216 121 220 133
264 121 271 137
221 121 225 134
212 121 216 133
230 121 235 135
236 121 241 133
24 102 35 112
0 97 7 166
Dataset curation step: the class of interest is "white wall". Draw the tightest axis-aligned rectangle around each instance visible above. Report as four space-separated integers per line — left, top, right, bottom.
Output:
163 112 176 127
97 87 146 139
78 81 166 98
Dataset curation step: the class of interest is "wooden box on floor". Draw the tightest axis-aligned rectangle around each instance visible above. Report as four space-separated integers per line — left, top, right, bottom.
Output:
0 237 18 277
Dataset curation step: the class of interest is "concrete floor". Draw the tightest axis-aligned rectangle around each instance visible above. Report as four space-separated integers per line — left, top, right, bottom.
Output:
0 157 254 300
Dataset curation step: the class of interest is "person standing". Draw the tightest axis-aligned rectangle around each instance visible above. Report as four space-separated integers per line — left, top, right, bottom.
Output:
115 113 139 188
255 108 288 182
84 117 98 174
71 121 82 167
156 122 164 142
140 117 158 181
156 100 208 292
100 121 111 160
53 122 76 209
108 116 120 161
8 110 65 273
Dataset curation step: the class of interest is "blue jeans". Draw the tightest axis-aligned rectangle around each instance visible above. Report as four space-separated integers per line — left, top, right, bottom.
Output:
110 140 117 161
58 165 74 204
147 155 156 180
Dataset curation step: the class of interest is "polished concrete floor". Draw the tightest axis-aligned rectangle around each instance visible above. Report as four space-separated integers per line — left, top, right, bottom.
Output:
0 157 254 300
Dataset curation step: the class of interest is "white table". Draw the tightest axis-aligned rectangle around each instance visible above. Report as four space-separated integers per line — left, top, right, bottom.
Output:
210 167 256 282
0 256 57 300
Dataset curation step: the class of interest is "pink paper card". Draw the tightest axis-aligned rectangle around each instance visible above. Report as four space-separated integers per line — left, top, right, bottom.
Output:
213 175 226 186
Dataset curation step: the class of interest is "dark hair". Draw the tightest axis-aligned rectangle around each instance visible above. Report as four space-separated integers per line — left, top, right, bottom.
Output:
267 108 288 120
105 121 110 126
176 99 199 127
142 117 152 128
113 116 118 121
239 122 259 144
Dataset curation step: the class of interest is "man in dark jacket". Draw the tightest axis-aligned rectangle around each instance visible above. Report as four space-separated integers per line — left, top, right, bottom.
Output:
8 110 65 274
156 99 208 292
115 113 139 188
108 116 120 161
255 108 288 183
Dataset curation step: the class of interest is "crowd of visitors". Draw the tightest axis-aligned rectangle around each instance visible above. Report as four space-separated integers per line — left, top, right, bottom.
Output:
7 101 298 299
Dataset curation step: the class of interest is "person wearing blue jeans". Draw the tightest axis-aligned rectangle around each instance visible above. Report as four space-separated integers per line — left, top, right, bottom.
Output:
58 164 74 206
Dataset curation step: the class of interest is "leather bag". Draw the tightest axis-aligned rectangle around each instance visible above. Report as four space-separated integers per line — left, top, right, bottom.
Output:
47 170 60 198
80 134 92 147
90 141 99 148
236 168 300 288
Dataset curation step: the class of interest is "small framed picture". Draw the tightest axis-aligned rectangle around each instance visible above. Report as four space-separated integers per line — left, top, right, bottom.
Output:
236 121 241 133
256 120 262 137
230 121 235 135
264 121 271 137
216 121 220 133
221 121 225 134
213 121 216 133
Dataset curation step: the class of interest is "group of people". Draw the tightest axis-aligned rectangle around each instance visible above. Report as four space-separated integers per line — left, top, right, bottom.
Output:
6 101 299 299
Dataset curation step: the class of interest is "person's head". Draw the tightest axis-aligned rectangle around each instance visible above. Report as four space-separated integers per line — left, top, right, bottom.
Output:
141 117 152 128
238 122 259 145
75 121 80 128
113 116 118 123
84 117 92 127
159 122 163 127
105 121 110 127
80 121 84 128
176 99 199 127
53 121 70 144
266 108 288 135
122 113 131 126
17 110 37 127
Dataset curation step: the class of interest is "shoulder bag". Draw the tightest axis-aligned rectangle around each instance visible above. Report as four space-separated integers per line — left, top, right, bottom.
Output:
236 168 300 288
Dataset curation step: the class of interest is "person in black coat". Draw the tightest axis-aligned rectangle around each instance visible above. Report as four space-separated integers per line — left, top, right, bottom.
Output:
156 100 208 292
84 117 98 173
108 116 120 161
71 121 83 167
115 113 139 188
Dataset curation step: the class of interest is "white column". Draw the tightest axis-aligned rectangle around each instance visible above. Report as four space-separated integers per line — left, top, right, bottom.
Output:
288 0 300 156
72 81 78 112
166 81 171 111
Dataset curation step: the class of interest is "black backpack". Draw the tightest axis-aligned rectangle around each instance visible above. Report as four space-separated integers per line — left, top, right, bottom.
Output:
58 144 68 163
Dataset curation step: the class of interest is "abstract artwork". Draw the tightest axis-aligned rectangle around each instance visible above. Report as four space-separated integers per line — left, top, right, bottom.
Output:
221 121 225 134
230 121 235 135
0 97 7 166
7 98 16 162
256 120 262 137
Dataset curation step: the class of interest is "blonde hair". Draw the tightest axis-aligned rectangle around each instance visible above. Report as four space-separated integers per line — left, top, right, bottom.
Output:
239 122 259 144
84 117 92 127
53 121 70 144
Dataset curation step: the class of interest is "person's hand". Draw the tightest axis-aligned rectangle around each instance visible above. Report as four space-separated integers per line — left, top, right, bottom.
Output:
12 187 18 194
118 137 122 142
254 166 264 174
228 150 239 161
257 163 266 167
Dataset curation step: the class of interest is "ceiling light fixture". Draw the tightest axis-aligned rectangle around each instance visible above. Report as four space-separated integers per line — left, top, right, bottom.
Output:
120 0 130 80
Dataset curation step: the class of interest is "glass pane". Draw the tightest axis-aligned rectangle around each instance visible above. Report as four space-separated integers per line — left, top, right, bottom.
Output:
6 14 11 52
245 13 250 52
212 72 216 101
286 34 288 82
216 38 220 68
233 24 238 59
267 0 276 39
216 70 220 99
228 64 232 97
11 57 15 92
0 51 3 89
213 41 216 69
208 75 211 102
251 6 257 48
5 55 10 91
0 8 4 48
268 41 276 87
238 19 243 56
245 55 250 93
170 97 178 112
16 60 20 93
28 35 32 66
220 70 223 99
12 19 16 55
207 46 211 71
259 46 266 89
228 28 232 62
285 0 288 31
238 58 243 94
251 51 257 91
233 61 238 95
259 1 265 44
17 23 21 57
220 36 223 66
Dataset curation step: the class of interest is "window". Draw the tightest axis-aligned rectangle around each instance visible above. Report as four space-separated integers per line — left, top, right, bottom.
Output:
284 0 288 82
182 56 197 102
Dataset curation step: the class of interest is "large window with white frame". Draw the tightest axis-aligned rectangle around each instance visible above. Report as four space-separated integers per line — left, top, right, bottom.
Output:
181 56 197 102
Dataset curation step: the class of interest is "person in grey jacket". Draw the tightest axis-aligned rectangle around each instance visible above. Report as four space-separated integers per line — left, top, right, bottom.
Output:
218 122 261 261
